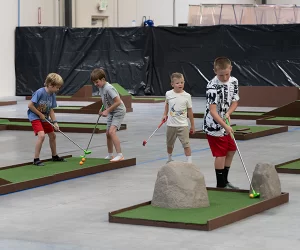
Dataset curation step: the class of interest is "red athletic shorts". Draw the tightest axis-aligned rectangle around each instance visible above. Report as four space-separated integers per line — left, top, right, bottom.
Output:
31 120 54 135
206 134 237 157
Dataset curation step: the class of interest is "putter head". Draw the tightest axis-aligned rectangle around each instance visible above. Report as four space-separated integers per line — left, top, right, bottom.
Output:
142 140 147 146
84 150 92 155
253 192 260 198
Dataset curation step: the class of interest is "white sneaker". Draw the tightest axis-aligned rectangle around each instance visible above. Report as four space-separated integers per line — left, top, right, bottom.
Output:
110 155 124 162
105 155 114 160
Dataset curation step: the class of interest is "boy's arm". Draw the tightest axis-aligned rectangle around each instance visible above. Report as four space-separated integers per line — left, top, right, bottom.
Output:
187 108 195 133
28 101 45 120
162 102 169 121
225 101 238 118
105 96 122 113
209 104 233 134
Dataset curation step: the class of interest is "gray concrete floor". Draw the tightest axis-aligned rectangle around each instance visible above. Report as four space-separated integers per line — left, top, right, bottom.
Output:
0 97 299 250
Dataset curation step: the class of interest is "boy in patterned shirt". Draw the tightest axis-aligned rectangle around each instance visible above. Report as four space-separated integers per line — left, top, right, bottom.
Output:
203 57 239 189
162 72 195 163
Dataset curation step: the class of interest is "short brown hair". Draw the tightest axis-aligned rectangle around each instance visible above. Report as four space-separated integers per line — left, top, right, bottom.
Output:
44 73 63 87
214 57 231 70
171 72 184 82
91 68 106 82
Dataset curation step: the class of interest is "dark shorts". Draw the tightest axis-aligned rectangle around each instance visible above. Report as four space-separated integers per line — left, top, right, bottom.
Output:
206 134 237 157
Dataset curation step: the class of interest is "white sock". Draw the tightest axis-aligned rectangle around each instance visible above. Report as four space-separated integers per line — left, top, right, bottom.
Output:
108 153 113 157
117 153 123 157
187 156 192 163
168 154 173 161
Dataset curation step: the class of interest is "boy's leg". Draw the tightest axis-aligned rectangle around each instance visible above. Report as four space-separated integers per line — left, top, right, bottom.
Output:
223 135 238 188
45 123 66 162
214 156 227 187
31 120 46 166
177 127 192 163
166 126 177 163
105 114 114 159
109 111 125 162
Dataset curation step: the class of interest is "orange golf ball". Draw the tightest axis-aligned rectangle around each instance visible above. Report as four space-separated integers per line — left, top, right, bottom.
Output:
79 161 83 165
81 158 86 162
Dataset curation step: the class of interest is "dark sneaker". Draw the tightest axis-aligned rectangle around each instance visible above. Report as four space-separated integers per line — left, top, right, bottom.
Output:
33 160 45 166
52 155 67 162
226 182 239 189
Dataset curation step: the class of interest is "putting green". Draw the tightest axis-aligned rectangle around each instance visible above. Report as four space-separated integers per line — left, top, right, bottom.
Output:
112 83 130 96
277 160 300 169
113 190 260 224
0 157 110 183
0 119 107 129
55 106 82 110
267 117 300 121
233 125 277 133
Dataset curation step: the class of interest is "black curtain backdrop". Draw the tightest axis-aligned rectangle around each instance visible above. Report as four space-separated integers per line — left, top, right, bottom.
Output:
15 24 300 96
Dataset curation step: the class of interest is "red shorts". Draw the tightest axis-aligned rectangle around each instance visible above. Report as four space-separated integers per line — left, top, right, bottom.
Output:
31 120 54 135
206 134 237 157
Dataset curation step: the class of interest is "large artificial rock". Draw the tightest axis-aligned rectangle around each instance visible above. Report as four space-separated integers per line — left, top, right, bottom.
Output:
151 161 210 209
251 163 281 199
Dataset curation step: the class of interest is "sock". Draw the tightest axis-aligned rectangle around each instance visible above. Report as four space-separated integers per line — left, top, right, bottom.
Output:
34 158 40 162
108 153 113 157
187 156 192 163
117 153 123 157
223 166 230 184
168 154 172 161
215 169 226 188
52 155 58 158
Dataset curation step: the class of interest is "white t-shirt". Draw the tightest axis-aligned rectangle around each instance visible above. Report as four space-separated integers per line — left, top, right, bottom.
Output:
203 76 240 136
166 90 192 127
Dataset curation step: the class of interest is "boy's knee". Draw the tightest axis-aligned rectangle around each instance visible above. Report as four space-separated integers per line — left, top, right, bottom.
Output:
48 132 56 140
37 132 46 141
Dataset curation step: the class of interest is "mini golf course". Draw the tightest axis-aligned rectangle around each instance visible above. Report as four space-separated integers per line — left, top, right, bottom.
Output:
0 155 136 195
109 188 289 231
0 118 126 133
193 111 266 120
189 125 288 140
275 158 300 174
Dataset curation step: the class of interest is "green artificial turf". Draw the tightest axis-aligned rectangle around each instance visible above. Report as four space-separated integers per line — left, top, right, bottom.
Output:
267 117 300 121
112 83 130 96
232 125 277 133
0 157 110 183
0 119 107 129
277 160 300 169
55 106 82 110
113 190 261 224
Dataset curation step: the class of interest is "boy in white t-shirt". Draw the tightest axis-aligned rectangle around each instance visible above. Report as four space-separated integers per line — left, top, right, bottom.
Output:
162 72 195 163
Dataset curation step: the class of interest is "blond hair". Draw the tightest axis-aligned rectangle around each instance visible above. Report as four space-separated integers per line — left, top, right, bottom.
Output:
171 72 184 82
214 57 231 70
90 68 106 82
44 73 63 87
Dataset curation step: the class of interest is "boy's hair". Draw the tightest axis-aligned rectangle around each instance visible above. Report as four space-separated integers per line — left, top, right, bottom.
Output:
44 73 63 87
171 72 184 82
214 57 231 70
90 68 106 82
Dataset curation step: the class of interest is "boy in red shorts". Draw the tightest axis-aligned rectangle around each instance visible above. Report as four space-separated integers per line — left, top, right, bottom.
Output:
203 57 239 189
27 73 66 166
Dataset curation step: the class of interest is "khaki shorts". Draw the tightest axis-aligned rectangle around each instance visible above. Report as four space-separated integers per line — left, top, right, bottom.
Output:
166 126 190 148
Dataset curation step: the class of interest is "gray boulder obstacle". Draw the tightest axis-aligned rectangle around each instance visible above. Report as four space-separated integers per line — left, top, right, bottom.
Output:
151 161 210 209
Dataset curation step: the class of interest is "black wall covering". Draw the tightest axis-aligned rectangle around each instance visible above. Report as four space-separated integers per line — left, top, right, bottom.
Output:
15 24 300 97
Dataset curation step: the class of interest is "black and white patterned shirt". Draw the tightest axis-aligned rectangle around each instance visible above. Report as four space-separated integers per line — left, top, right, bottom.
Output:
203 76 240 136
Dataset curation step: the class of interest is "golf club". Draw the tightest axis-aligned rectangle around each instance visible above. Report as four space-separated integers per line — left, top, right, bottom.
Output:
225 118 260 198
143 117 168 146
45 119 92 157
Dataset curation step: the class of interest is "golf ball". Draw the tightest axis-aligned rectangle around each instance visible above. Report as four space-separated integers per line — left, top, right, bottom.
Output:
81 158 86 162
79 161 83 165
249 193 254 198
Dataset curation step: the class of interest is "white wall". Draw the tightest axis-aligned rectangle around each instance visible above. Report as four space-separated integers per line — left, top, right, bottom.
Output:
0 0 18 97
266 0 300 4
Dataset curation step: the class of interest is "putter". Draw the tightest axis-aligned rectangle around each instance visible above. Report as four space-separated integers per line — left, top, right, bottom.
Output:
225 118 260 198
45 119 92 157
143 117 168 146
83 105 105 158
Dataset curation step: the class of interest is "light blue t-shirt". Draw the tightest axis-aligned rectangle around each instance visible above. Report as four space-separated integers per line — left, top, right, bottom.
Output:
27 87 57 122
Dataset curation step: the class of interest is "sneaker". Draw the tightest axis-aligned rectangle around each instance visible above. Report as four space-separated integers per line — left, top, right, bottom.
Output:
52 155 67 162
33 160 44 166
166 159 173 164
110 155 124 162
226 182 239 189
105 155 114 160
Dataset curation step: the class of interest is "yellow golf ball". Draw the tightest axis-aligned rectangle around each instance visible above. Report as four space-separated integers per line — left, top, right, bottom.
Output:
249 193 254 198
81 158 86 162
